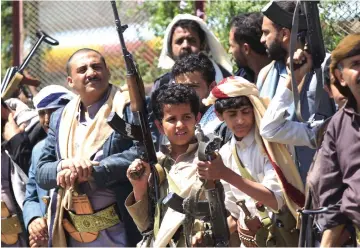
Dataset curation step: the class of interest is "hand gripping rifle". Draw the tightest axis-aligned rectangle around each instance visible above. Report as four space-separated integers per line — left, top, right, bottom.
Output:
107 1 159 201
1 30 59 100
289 0 329 122
163 125 230 247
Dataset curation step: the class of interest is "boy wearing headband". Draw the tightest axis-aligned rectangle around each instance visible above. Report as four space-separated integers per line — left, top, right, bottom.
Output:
197 76 304 247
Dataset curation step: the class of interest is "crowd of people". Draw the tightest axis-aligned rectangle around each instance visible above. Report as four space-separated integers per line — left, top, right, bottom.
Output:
1 0 359 247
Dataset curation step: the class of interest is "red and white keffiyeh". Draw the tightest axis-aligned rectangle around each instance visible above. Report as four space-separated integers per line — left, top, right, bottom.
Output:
204 76 305 217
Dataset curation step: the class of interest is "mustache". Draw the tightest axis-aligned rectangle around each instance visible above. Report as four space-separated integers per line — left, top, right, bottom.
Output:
87 76 100 82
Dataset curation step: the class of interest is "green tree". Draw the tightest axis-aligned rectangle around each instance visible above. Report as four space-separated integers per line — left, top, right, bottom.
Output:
320 1 351 51
137 0 349 54
205 1 266 50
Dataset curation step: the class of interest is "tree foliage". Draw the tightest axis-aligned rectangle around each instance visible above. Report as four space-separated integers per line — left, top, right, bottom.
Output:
319 0 353 51
205 1 267 50
137 0 348 53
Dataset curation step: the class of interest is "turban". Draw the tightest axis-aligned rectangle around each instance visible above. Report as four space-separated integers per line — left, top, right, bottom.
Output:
203 76 256 106
33 85 75 111
204 76 305 217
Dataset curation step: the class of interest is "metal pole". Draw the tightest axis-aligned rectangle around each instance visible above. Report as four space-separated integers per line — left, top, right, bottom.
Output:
12 0 23 66
195 1 205 20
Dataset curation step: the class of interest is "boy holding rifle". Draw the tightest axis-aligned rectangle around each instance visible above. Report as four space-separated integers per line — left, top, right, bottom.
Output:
125 83 208 247
197 77 304 247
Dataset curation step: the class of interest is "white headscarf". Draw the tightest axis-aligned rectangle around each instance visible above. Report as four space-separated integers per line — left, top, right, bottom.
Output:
158 14 232 74
5 98 39 132
33 85 75 111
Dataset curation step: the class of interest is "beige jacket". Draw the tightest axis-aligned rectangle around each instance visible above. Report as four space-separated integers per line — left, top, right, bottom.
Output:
125 142 201 247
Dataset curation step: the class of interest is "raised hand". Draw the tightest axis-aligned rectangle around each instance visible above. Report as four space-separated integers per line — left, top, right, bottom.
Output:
127 159 151 201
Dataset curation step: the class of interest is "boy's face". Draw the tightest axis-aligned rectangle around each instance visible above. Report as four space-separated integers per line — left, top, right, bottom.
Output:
38 108 56 133
156 103 200 147
324 83 347 109
175 71 214 104
217 105 255 140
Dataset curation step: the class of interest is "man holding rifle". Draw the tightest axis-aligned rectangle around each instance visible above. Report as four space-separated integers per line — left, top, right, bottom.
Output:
257 1 336 182
35 48 156 246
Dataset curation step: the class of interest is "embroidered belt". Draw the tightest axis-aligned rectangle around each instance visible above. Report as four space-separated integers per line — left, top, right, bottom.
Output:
355 225 360 246
66 204 120 232
238 227 258 247
1 214 22 235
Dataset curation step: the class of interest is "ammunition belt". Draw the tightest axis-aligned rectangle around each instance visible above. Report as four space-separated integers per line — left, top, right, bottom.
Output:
66 204 120 233
238 227 258 247
1 214 23 235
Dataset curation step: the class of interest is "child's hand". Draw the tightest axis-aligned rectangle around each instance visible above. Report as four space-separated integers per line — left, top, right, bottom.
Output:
127 159 150 201
197 155 227 181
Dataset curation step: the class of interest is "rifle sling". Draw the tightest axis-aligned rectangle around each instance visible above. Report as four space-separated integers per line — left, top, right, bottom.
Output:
153 157 181 238
231 146 271 227
289 0 304 123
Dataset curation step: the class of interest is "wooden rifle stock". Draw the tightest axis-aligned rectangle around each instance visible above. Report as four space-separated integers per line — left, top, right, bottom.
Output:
127 74 145 113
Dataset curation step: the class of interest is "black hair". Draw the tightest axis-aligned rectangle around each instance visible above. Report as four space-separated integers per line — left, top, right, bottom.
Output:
172 53 215 86
66 48 106 76
230 12 267 56
169 19 206 54
323 56 332 87
214 96 253 114
151 83 199 121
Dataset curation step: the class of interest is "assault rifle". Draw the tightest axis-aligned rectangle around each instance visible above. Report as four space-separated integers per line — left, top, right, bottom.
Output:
292 1 334 247
1 30 59 100
163 125 230 247
289 0 329 122
107 1 159 202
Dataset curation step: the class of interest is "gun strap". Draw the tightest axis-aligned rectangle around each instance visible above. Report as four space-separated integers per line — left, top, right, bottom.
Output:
289 0 304 123
153 157 181 238
231 147 271 225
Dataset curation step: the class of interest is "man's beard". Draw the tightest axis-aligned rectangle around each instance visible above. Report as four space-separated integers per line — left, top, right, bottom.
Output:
235 58 246 69
173 48 192 61
266 39 287 61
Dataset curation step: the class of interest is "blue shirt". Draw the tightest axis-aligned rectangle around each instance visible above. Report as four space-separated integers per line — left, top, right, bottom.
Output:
257 60 336 182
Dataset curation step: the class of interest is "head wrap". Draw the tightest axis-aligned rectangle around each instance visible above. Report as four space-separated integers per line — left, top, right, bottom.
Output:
202 76 256 106
158 14 232 73
262 1 307 30
5 98 39 132
33 85 75 111
203 76 305 217
330 34 360 96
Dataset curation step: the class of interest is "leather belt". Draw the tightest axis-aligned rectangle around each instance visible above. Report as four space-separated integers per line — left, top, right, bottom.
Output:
66 204 120 233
